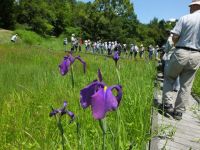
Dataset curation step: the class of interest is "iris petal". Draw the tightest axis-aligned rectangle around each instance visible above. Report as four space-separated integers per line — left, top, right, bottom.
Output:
80 81 99 108
91 88 106 119
91 87 118 120
59 54 86 75
98 68 103 82
49 109 59 117
110 85 122 105
80 69 122 120
67 111 75 121
63 101 67 107
113 51 119 63
59 59 71 75
69 54 75 64
49 101 75 123
75 56 86 74
105 87 119 110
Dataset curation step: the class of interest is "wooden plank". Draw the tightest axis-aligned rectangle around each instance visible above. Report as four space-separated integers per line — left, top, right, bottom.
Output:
159 140 192 150
158 132 200 149
149 74 200 150
157 118 200 136
158 118 200 132
149 108 159 150
172 136 200 149
175 130 200 140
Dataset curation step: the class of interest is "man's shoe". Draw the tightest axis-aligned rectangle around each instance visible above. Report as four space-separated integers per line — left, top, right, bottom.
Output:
163 103 174 113
173 111 182 120
173 89 178 92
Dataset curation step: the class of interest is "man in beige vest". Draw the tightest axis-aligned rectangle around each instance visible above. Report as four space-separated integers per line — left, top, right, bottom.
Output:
162 0 200 120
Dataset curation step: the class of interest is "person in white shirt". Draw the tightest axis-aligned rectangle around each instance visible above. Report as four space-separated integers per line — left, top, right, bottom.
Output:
84 40 88 52
134 44 139 59
93 42 97 53
129 44 134 59
162 0 200 120
11 34 18 43
87 39 91 52
163 33 180 92
108 42 112 55
155 45 159 60
148 45 154 60
71 34 76 51
63 38 68 52
139 44 145 58
123 44 127 57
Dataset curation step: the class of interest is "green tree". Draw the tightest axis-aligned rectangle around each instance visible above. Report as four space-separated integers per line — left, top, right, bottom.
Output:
0 0 16 29
48 0 73 36
146 18 168 46
17 0 54 35
8 0 171 44
75 0 139 42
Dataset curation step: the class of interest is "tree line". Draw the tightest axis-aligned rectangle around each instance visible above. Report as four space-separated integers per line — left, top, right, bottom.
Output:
0 0 176 46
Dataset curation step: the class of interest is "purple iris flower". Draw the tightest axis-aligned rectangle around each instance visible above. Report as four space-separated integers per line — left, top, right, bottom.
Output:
113 51 119 65
80 69 122 120
50 101 75 123
59 53 86 75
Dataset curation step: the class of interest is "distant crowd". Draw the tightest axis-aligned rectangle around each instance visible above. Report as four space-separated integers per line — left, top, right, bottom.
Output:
10 32 163 60
63 34 163 60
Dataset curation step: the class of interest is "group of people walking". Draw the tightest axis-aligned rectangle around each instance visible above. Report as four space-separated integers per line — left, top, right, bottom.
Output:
66 0 200 122
64 34 162 60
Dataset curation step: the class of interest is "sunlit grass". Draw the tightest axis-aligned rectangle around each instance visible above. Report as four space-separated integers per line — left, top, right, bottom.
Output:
0 42 156 149
193 71 200 96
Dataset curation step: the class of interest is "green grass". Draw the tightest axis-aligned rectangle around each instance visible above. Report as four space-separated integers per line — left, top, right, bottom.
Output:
193 71 200 96
0 42 156 149
0 29 71 52
1 28 199 149
14 29 71 51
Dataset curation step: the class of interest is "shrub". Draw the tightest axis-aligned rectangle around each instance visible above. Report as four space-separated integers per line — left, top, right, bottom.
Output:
15 29 43 45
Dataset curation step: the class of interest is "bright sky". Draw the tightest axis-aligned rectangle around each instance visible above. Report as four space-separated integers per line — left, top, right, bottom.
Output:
133 0 190 23
81 0 190 24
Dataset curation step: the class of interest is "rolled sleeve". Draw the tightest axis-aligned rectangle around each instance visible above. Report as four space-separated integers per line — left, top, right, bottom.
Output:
171 17 184 36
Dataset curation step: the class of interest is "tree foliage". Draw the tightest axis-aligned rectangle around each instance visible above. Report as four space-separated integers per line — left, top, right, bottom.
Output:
0 0 16 29
0 0 173 45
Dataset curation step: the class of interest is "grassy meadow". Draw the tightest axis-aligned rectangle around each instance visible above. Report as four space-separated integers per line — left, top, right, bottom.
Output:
193 71 200 96
0 29 199 149
0 29 157 149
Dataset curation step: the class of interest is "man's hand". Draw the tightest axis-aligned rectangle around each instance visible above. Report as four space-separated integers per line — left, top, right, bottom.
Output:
172 34 180 45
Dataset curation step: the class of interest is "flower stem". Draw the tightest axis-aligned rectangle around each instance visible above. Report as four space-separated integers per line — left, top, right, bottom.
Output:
70 66 75 89
115 68 121 84
116 109 121 149
76 117 81 150
57 117 65 150
115 61 117 68
99 119 107 150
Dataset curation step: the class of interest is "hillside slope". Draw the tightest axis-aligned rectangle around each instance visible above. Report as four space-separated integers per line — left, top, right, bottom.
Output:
0 29 14 44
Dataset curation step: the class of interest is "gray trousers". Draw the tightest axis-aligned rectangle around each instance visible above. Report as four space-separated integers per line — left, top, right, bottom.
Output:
163 48 200 113
165 59 180 91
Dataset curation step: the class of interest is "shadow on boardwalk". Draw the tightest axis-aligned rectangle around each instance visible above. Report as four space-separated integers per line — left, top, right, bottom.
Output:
149 73 200 150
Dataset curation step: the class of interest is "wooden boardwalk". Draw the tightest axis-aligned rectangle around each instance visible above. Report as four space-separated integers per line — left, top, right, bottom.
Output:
150 74 200 150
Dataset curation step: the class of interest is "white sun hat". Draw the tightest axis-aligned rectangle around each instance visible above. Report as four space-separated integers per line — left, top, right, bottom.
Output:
189 0 200 6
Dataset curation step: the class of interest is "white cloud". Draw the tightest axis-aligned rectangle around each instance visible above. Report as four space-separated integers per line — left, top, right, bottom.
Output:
168 18 176 22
